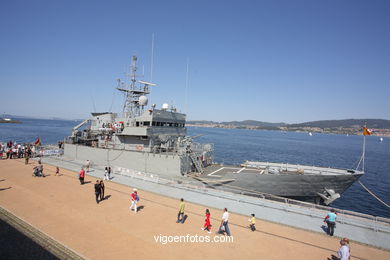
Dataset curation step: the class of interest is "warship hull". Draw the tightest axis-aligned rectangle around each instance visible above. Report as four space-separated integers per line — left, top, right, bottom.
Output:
64 143 195 175
198 165 363 202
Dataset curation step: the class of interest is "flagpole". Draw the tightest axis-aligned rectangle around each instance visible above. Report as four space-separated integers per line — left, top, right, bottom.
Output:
356 126 368 172
362 134 366 172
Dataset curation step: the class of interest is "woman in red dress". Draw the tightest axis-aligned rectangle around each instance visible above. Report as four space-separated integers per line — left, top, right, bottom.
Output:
203 209 211 233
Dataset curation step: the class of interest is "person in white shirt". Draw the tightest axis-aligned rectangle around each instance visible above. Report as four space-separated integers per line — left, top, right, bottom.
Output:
218 208 231 236
104 167 109 180
338 239 350 260
85 160 91 172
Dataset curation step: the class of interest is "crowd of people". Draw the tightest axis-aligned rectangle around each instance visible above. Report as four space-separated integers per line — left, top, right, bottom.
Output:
0 141 35 161
175 198 254 237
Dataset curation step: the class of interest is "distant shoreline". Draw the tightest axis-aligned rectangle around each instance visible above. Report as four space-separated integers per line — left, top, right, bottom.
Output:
186 124 390 137
0 120 22 124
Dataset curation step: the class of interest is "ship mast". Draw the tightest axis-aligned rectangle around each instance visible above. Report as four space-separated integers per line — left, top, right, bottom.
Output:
117 56 155 118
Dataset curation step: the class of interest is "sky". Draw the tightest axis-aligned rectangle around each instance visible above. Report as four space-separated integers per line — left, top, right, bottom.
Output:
0 0 389 123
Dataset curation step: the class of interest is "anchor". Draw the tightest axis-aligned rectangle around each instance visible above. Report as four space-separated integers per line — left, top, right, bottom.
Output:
317 188 341 205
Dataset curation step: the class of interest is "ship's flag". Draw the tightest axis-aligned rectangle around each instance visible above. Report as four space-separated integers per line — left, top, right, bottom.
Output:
34 137 41 146
363 127 372 136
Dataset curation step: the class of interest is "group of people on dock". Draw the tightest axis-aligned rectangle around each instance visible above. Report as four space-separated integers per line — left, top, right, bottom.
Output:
77 164 256 235
176 198 255 236
0 141 34 161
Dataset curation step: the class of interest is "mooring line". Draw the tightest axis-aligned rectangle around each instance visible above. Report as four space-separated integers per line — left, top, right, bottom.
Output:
358 181 390 209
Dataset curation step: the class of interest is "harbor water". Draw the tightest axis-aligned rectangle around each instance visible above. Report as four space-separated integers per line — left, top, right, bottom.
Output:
1 118 389 218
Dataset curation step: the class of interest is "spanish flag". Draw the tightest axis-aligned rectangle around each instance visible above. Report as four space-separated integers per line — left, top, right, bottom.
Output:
34 137 41 146
363 127 372 136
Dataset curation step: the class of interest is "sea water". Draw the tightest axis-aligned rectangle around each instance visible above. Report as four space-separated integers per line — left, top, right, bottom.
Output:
1 118 389 218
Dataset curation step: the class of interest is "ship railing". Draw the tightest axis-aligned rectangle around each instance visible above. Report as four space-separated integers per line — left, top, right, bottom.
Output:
110 165 390 233
190 143 213 153
100 143 180 156
242 161 358 175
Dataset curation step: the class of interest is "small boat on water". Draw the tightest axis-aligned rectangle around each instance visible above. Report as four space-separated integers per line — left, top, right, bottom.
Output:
0 117 21 124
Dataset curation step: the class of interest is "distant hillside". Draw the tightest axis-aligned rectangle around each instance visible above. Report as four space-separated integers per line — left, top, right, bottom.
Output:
187 120 285 127
187 120 218 125
187 118 390 136
222 120 286 127
188 119 390 129
288 119 390 129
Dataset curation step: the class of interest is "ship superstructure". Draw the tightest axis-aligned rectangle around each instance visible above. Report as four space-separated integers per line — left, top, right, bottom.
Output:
65 56 212 175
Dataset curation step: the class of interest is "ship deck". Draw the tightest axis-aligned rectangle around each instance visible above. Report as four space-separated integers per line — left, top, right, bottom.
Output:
201 163 361 177
201 164 264 177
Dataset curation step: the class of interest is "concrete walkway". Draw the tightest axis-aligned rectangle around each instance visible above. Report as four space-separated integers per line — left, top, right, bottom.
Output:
0 158 389 259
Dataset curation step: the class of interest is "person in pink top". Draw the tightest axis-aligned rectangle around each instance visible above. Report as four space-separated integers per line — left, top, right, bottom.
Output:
79 168 85 185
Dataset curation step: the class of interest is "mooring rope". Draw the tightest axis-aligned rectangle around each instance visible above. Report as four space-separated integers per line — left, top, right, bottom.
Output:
358 180 390 209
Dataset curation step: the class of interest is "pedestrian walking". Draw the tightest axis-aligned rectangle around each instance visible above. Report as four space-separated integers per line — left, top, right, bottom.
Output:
130 188 139 213
24 152 29 164
94 180 101 204
338 238 350 260
104 167 109 180
108 167 112 180
249 213 256 231
100 180 105 200
218 208 231 236
342 237 351 260
176 198 185 223
55 166 60 176
324 209 337 236
79 168 85 185
85 160 90 172
201 209 211 233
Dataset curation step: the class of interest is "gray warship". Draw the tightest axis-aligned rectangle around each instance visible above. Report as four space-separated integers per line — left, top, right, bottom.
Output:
64 56 363 205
